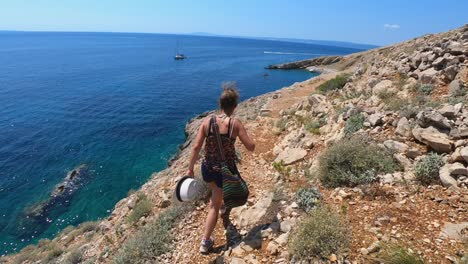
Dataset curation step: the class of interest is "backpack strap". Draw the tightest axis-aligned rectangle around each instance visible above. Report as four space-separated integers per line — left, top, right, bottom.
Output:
212 116 226 162
206 115 215 136
229 119 235 138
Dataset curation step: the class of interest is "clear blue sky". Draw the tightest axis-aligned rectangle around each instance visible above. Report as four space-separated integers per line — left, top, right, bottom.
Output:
0 0 466 45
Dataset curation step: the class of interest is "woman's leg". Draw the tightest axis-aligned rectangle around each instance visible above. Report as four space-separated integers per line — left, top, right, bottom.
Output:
203 182 223 240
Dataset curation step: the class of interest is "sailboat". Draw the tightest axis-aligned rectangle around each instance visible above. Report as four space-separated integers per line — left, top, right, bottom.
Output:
174 41 186 60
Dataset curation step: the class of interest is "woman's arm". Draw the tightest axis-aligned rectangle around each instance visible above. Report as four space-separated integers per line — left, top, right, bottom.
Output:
236 119 255 151
187 119 207 177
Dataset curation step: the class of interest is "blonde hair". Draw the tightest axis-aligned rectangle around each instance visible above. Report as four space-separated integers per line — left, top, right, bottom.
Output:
219 82 239 112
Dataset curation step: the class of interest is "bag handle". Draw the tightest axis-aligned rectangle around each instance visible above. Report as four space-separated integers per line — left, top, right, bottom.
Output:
211 115 226 162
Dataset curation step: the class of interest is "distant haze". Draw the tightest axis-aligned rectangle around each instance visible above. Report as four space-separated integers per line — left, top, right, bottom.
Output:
0 1 467 46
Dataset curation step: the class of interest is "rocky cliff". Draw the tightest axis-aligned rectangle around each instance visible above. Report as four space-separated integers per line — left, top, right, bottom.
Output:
2 25 468 264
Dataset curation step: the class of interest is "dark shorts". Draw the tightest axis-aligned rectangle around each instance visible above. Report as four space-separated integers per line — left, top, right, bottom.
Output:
201 161 223 188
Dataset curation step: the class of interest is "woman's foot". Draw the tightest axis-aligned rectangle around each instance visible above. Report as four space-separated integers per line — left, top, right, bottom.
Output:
199 237 214 254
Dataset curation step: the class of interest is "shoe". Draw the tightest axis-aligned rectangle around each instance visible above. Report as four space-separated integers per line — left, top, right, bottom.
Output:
199 237 214 254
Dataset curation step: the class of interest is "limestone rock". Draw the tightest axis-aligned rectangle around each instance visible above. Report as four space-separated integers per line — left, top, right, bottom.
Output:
406 148 422 159
451 147 466 162
461 146 468 163
368 113 383 127
266 242 279 255
308 94 326 106
372 80 395 95
438 105 460 118
396 117 412 138
439 165 459 188
275 232 289 246
231 192 274 228
384 140 409 153
449 79 466 96
446 41 465 55
275 148 307 165
416 110 451 131
446 162 468 176
419 68 438 83
440 222 468 240
280 218 295 233
412 126 453 153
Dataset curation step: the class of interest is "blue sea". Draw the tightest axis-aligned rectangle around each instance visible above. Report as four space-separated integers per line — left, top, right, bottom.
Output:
0 31 361 253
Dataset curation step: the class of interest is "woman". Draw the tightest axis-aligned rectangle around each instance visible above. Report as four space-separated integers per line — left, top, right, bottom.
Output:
187 84 255 254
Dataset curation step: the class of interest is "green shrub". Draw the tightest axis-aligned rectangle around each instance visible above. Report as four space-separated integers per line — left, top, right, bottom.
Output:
317 74 351 94
383 96 411 112
344 113 365 136
303 116 326 135
418 84 434 95
296 188 321 212
413 153 444 185
64 248 84 264
377 244 425 264
275 118 288 133
273 160 292 178
319 136 400 187
127 193 152 223
289 206 350 259
115 205 191 264
460 255 468 264
44 244 63 262
377 90 397 100
78 221 98 233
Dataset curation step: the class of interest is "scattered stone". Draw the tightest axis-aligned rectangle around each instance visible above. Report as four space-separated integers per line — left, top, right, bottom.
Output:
440 222 468 240
275 233 289 246
419 68 438 83
396 117 412 138
438 105 460 118
368 113 383 127
461 147 468 163
231 192 274 228
266 242 279 255
274 148 307 165
384 140 409 153
416 110 451 131
280 219 295 233
439 165 460 188
406 148 422 159
373 80 395 95
412 126 453 153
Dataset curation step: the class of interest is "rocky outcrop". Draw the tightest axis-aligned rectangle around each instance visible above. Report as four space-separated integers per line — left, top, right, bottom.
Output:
266 55 342 70
17 165 91 237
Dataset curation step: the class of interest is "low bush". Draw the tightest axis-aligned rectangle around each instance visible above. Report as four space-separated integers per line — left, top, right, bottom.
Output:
289 206 350 260
413 153 444 185
303 116 326 135
127 193 152 223
377 244 425 264
115 205 192 264
275 118 288 133
273 160 292 178
317 74 351 94
377 90 397 100
319 136 400 187
296 188 321 212
344 113 365 136
383 95 411 112
64 248 84 264
417 84 434 95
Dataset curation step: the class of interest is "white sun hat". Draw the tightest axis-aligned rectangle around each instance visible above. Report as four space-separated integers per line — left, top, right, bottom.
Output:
174 176 201 202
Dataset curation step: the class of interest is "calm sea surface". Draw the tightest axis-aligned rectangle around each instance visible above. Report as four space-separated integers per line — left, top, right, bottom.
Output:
0 31 361 253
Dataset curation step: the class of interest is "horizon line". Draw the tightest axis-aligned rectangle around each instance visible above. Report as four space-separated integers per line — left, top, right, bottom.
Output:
0 29 380 49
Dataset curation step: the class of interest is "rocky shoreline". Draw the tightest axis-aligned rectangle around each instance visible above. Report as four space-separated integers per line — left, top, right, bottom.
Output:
2 24 468 264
